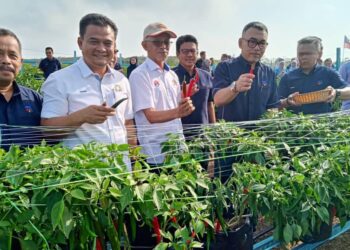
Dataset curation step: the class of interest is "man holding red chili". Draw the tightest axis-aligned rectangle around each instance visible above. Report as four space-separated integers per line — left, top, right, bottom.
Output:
212 21 279 181
213 21 279 122
173 34 216 138
129 22 195 166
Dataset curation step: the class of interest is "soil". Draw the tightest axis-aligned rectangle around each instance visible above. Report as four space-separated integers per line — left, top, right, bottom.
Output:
317 230 350 249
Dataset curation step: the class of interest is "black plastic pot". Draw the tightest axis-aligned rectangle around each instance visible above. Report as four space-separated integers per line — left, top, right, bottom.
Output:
301 221 332 243
301 208 334 244
209 218 253 250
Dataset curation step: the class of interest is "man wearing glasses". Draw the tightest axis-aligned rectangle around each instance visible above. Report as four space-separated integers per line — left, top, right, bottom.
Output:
129 22 195 166
213 21 279 122
212 21 279 181
173 34 216 139
278 36 350 114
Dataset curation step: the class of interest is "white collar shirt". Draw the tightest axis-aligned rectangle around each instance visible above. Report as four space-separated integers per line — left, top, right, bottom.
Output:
41 58 133 148
129 58 184 164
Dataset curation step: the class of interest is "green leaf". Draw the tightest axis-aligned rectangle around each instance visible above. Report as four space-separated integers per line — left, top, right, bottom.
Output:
292 224 302 239
19 239 39 250
71 189 86 200
283 223 293 243
60 206 73 238
301 202 311 212
316 206 330 223
153 189 161 210
196 179 209 189
109 187 121 198
154 243 170 250
194 220 205 234
51 199 64 230
118 144 129 152
293 173 305 184
251 184 266 192
164 184 180 192
0 221 10 227
120 187 133 211
203 218 214 229
102 178 111 191
262 197 270 209
186 185 197 198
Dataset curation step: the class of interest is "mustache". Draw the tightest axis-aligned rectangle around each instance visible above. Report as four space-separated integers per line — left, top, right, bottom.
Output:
0 65 15 73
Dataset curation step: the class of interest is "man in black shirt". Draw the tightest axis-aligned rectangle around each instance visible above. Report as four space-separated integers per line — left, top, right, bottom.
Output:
39 47 61 79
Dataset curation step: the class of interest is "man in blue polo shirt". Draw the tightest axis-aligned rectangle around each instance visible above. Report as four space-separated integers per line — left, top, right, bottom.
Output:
213 21 279 122
39 47 61 79
340 60 350 110
213 21 278 181
173 34 216 139
0 28 43 151
279 36 350 114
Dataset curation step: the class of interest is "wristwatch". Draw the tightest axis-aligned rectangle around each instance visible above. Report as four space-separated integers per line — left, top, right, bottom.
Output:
229 81 238 93
335 89 341 99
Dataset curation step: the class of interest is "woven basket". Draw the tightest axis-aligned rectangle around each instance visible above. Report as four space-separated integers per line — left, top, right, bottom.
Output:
292 89 331 105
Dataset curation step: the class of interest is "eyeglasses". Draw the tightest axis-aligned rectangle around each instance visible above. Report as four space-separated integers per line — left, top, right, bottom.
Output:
242 38 268 49
145 39 172 47
180 49 198 55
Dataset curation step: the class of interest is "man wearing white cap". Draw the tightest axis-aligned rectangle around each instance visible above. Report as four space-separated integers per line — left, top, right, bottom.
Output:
129 22 195 166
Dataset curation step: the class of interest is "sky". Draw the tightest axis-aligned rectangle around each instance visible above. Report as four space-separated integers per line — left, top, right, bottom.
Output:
1 0 349 62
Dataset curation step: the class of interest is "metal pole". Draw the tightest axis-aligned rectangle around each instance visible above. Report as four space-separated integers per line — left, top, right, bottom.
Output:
336 47 341 70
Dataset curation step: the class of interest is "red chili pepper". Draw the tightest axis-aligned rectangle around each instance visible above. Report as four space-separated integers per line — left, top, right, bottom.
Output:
113 220 118 230
191 231 196 238
152 216 162 243
171 216 177 223
243 188 249 194
215 219 221 233
249 64 255 75
96 238 103 250
182 81 187 97
186 239 191 245
204 221 208 228
331 207 337 217
186 70 199 97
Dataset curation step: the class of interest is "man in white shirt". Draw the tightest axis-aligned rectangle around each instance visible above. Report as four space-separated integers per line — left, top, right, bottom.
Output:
41 13 136 151
129 22 194 165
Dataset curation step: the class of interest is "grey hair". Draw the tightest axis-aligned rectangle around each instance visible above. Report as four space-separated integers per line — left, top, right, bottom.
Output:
0 28 22 53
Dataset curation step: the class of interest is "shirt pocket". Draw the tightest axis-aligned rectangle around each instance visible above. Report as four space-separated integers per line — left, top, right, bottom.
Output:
259 81 270 99
68 86 100 112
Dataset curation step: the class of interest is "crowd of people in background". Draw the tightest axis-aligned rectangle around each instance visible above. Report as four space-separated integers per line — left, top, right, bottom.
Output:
2 13 350 174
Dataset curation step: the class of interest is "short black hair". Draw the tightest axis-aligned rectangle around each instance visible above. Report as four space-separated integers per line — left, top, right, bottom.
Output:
298 36 323 53
129 56 138 64
242 21 268 35
45 47 53 52
176 35 198 54
0 28 22 53
79 13 118 38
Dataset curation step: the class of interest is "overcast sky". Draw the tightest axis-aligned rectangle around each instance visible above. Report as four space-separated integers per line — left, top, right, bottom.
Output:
1 0 349 61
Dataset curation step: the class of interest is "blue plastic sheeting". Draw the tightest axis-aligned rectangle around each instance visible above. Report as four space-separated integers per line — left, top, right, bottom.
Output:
253 220 350 250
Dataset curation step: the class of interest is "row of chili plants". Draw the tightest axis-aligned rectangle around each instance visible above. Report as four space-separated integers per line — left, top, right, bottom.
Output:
1 111 350 249
192 111 350 247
